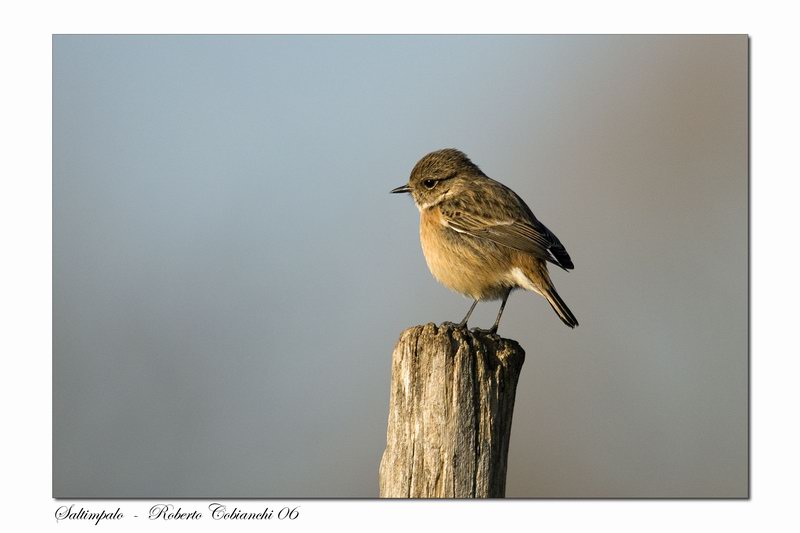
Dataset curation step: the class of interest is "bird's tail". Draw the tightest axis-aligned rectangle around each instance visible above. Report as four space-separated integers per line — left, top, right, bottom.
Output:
542 285 579 328
516 260 579 328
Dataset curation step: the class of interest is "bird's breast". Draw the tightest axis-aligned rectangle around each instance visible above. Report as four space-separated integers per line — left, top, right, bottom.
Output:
419 206 513 300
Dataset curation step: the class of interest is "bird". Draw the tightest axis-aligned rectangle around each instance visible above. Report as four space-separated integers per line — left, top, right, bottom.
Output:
391 148 578 332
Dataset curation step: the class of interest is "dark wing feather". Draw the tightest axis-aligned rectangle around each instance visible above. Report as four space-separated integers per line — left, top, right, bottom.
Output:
439 181 574 270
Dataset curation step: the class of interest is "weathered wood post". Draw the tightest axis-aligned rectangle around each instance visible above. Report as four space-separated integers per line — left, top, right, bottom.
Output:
379 323 526 498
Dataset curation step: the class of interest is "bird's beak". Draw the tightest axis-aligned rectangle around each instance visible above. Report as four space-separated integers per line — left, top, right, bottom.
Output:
390 184 411 194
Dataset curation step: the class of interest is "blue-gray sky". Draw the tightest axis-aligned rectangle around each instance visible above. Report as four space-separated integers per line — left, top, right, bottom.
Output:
53 35 747 497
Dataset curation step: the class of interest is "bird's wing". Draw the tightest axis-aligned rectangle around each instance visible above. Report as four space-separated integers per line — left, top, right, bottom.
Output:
439 189 574 270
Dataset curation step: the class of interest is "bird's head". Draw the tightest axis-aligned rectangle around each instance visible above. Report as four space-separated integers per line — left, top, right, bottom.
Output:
391 148 484 209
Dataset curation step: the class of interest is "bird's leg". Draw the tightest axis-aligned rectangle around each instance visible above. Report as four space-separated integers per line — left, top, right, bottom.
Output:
458 299 479 328
489 289 511 333
442 299 478 329
473 288 511 335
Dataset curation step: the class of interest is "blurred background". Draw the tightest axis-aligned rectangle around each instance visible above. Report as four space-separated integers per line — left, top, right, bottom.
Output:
53 35 747 497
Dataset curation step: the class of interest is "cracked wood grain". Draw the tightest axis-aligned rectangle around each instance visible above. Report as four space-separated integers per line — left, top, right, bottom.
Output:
379 323 525 498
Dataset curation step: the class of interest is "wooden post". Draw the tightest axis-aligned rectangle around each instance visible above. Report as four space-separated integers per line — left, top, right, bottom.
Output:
379 323 526 498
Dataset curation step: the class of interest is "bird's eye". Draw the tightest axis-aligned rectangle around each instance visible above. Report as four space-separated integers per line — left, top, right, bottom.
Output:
423 179 437 189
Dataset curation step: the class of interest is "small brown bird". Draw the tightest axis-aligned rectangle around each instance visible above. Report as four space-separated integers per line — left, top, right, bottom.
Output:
392 148 578 332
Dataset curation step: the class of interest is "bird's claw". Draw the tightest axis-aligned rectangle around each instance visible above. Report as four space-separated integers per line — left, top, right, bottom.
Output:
441 321 469 330
471 326 499 337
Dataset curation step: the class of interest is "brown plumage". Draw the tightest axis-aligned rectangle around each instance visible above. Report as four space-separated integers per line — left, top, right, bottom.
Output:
392 148 578 331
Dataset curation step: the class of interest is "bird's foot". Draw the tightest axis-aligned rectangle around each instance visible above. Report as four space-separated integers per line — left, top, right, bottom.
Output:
441 320 469 330
471 326 499 337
